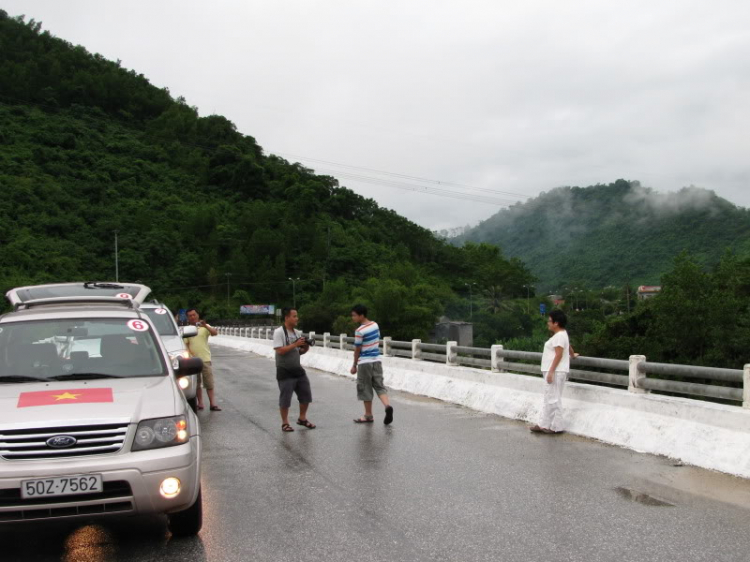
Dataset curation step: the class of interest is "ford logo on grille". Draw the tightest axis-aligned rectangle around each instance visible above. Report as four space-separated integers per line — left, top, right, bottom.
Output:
46 435 77 449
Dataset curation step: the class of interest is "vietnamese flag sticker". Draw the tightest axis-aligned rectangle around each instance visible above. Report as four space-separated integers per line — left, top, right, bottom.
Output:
17 388 114 408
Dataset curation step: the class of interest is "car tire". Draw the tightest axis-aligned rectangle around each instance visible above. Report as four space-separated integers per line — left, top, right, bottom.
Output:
187 397 198 413
168 488 202 537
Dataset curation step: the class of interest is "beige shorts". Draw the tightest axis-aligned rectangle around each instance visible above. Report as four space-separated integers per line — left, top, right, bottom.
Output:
356 362 387 401
198 361 214 390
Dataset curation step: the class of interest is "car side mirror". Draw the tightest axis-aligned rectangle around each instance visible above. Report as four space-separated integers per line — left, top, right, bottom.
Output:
180 326 198 338
175 357 203 377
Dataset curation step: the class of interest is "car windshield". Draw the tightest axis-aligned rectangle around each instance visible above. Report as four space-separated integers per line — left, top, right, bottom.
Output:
142 307 177 336
0 318 167 380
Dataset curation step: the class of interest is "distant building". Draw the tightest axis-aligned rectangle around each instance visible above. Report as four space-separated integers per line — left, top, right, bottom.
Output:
432 319 474 346
548 295 566 306
637 286 661 300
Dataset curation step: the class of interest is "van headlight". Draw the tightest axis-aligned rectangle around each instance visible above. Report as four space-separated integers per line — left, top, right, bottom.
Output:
132 416 189 451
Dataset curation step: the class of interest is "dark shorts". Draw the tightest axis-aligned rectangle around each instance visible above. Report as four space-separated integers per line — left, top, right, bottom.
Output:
357 361 387 401
278 375 313 408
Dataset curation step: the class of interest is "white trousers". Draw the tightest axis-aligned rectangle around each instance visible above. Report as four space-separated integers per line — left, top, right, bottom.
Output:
539 371 567 432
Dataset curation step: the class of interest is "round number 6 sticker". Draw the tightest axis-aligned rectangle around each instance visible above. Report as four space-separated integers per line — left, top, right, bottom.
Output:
116 293 131 299
127 319 149 332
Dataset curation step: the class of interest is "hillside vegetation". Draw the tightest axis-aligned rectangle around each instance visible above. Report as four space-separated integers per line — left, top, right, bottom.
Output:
0 11 534 339
456 180 750 290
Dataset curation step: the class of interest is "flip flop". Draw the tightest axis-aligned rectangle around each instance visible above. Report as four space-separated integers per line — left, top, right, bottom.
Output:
197 405 204 411
384 406 394 425
210 405 222 411
354 416 374 424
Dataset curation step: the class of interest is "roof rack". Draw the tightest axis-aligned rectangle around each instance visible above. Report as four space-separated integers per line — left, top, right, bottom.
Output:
14 296 139 311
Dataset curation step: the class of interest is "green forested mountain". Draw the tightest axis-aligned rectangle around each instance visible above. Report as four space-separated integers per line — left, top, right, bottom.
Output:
456 179 750 290
0 12 534 339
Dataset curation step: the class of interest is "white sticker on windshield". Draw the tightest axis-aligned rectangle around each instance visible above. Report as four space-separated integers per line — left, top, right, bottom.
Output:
127 319 149 332
116 293 131 299
154 308 167 315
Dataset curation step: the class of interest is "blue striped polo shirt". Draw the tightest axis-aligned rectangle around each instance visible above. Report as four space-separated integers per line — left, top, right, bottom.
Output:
354 321 381 364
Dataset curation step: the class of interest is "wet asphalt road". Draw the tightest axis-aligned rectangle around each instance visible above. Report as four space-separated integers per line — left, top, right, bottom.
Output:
4 346 750 562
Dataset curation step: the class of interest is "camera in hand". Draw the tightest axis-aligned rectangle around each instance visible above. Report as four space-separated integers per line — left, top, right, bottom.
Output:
300 335 315 347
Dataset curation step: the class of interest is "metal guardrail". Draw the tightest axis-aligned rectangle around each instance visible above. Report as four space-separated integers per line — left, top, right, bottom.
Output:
216 327 749 407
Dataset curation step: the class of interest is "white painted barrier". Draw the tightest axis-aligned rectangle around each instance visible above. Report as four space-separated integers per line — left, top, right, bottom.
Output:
213 335 750 479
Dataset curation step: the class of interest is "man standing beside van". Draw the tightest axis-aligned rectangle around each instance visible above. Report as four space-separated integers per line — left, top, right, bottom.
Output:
350 304 393 425
186 308 221 411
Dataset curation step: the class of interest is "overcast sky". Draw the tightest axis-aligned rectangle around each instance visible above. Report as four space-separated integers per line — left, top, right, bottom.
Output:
5 0 750 230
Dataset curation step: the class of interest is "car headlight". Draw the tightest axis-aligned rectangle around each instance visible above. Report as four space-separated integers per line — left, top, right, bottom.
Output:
132 416 189 451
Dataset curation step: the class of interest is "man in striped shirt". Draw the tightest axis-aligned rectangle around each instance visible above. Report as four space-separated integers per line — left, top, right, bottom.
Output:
350 304 394 425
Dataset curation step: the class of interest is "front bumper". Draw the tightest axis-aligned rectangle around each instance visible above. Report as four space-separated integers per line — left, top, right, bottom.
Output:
0 436 201 524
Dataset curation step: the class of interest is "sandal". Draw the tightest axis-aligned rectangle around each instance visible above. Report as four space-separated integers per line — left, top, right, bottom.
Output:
282 423 295 432
384 406 394 425
296 419 316 429
197 405 204 411
354 416 374 424
529 425 544 433
210 406 222 411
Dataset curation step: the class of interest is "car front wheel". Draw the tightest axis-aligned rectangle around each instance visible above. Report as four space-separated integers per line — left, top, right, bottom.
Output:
168 488 202 537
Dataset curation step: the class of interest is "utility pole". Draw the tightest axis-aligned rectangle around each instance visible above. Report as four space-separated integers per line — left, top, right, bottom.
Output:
523 284 532 314
626 285 631 315
289 277 300 309
114 230 119 282
225 273 232 307
465 283 477 320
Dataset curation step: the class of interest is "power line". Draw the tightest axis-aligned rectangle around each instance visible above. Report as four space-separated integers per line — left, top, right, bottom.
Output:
315 169 518 206
276 151 529 199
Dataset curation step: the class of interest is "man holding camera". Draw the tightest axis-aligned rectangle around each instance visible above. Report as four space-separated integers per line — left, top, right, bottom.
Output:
186 308 221 411
273 308 316 432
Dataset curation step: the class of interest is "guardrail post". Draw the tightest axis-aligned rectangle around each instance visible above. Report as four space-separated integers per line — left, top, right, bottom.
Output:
383 336 393 357
340 334 347 351
309 331 315 345
629 355 648 394
412 339 422 361
743 364 750 409
491 345 505 373
446 341 458 366
249 328 255 338
266 328 272 340
323 332 330 348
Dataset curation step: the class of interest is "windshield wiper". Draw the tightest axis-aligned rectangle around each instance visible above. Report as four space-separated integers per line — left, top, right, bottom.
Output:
49 373 126 381
0 375 48 383
83 282 124 290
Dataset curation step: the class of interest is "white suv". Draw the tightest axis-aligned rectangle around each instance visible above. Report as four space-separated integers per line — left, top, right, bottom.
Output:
0 283 204 535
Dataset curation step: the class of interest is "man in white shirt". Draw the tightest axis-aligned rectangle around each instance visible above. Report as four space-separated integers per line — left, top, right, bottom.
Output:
530 310 578 434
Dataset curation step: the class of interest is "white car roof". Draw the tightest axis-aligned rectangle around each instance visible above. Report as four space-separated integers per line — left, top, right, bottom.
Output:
6 282 151 310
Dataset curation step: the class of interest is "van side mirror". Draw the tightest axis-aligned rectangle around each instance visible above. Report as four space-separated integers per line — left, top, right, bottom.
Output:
175 357 203 376
180 326 198 338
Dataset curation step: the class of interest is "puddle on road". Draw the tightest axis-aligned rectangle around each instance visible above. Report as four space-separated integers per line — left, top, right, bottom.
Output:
615 487 675 507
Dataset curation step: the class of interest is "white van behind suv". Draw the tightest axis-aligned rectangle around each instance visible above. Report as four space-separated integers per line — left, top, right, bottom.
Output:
0 283 204 535
140 301 199 412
